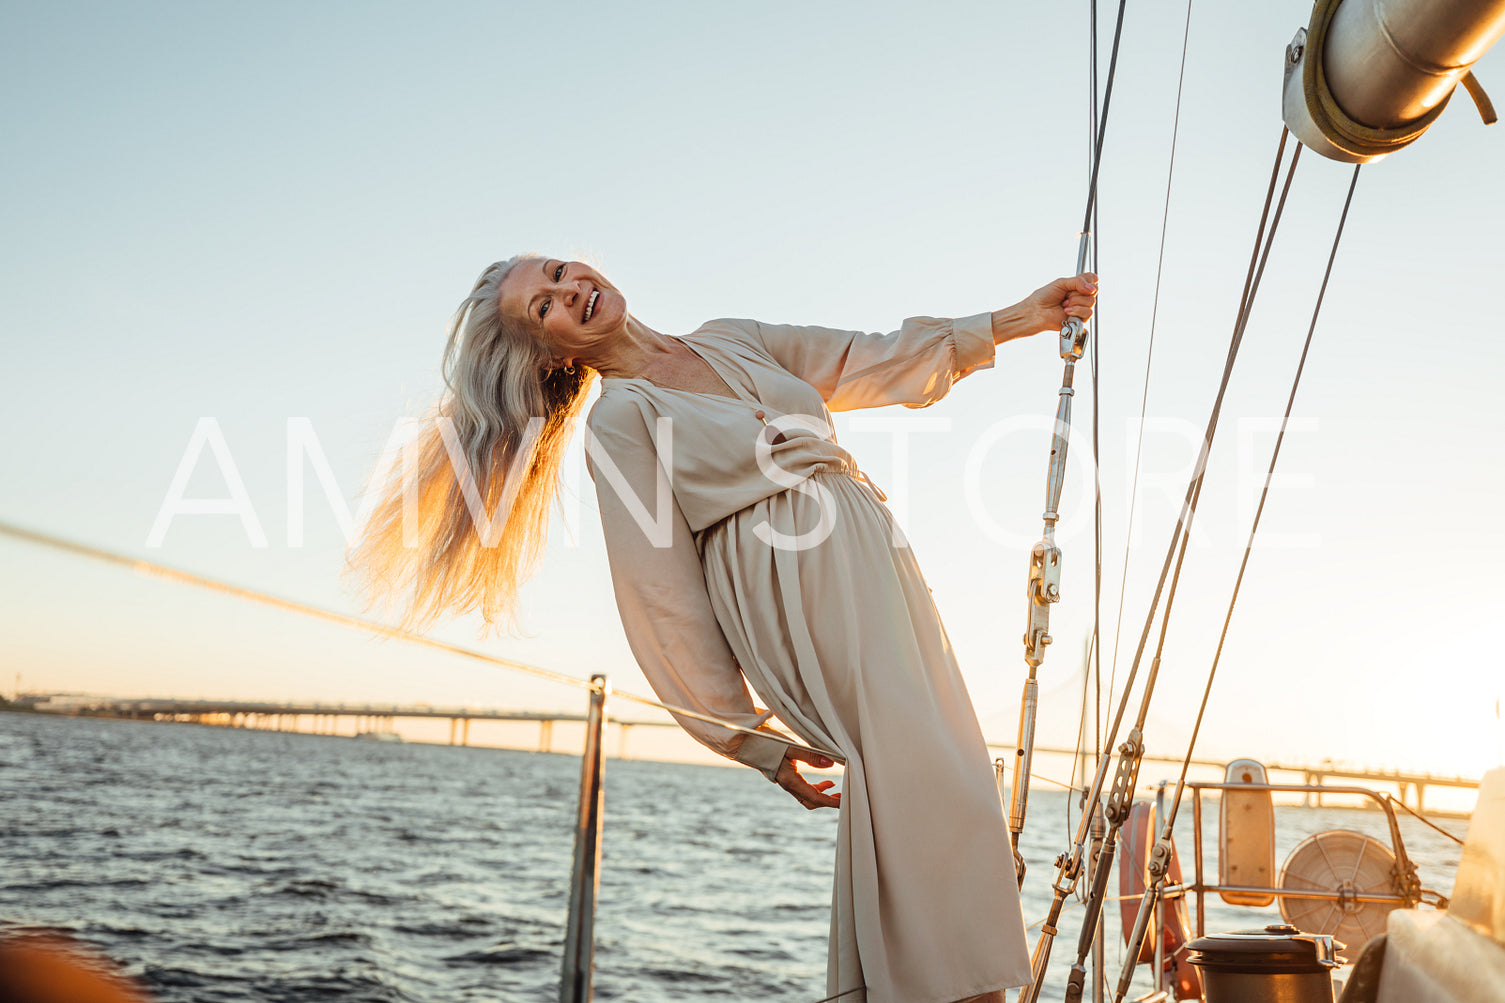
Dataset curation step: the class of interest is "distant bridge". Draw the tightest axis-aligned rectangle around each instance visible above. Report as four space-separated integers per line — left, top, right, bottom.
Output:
28 697 1483 812
30 696 676 757
993 744 1481 814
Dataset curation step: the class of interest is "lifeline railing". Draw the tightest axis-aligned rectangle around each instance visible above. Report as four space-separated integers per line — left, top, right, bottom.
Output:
10 516 1469 1003
0 518 1101 1001
0 519 831 1002
1081 772 1463 1003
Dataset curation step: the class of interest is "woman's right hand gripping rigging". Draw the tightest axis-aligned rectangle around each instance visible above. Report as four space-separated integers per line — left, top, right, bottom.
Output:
775 748 842 810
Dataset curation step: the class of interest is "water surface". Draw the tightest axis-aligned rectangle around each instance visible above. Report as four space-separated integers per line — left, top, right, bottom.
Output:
0 714 1466 1001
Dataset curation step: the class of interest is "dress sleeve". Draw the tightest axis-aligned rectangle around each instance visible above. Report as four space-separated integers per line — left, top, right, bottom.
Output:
585 399 791 780
751 312 997 412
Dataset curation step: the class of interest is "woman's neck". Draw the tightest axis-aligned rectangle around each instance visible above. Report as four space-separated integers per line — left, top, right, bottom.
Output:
586 315 681 380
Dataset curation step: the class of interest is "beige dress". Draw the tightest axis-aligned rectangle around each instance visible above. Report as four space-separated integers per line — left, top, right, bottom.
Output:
584 314 1032 1003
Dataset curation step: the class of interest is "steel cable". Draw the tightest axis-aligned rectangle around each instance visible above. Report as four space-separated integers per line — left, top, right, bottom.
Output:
1069 0 1107 848
1386 795 1467 845
1106 0 1195 729
1112 164 1364 1000
0 519 833 758
1019 131 1300 1003
1 518 1100 799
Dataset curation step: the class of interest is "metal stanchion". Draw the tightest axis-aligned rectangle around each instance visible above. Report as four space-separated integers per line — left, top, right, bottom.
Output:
1089 802 1107 1003
561 674 609 1003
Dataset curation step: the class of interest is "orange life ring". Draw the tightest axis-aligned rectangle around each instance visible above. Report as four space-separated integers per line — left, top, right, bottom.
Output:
1118 801 1202 1001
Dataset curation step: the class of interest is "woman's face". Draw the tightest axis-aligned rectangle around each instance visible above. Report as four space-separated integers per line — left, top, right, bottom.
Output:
497 257 626 368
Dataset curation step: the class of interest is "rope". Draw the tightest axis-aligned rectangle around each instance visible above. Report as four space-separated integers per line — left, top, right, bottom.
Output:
1026 893 1153 933
9 520 1102 1003
998 754 1090 795
1461 70 1498 125
1386 795 1467 846
1028 895 1082 931
1036 771 1088 794
3 518 1091 795
0 519 833 759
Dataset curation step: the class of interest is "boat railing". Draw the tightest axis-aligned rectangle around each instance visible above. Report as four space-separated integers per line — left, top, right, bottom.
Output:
1 520 1464 1002
0 519 837 1003
1179 779 1424 938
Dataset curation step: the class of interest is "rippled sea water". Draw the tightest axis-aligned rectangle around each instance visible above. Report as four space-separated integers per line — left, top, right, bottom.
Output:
0 713 1468 1001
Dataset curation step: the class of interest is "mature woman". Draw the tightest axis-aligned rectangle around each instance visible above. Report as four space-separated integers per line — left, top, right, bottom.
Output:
349 256 1096 1003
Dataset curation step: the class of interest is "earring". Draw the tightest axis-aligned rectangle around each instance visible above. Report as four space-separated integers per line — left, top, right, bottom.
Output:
564 363 576 375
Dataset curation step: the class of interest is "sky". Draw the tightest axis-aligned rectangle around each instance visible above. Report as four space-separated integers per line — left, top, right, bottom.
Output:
2 2 1503 780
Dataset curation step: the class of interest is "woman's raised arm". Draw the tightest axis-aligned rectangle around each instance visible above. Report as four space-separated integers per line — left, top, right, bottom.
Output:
751 314 998 412
748 272 1096 412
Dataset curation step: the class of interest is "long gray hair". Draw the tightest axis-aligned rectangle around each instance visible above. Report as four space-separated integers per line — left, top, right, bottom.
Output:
345 255 594 634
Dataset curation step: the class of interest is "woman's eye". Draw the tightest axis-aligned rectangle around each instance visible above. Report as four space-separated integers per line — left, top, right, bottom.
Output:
540 300 550 319
553 264 565 281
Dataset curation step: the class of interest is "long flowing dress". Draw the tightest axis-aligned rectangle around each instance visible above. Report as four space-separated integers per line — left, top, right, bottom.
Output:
584 314 1032 1003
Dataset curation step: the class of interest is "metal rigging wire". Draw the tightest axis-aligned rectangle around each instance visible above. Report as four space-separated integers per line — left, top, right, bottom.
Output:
1 516 1104 805
1088 5 1105 781
1114 163 1364 1000
1177 165 1362 795
1089 0 1103 774
1386 794 1467 846
0 519 829 758
1007 0 1129 891
1105 0 1195 741
1105 132 1300 762
1019 131 1302 1003
1079 0 1129 233
1068 0 1107 847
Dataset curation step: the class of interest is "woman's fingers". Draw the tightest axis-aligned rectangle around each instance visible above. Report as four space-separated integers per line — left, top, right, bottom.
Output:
1058 274 1098 322
776 749 842 810
1051 274 1097 295
800 785 842 810
1065 299 1096 320
784 773 841 810
789 748 835 769
1017 274 1100 335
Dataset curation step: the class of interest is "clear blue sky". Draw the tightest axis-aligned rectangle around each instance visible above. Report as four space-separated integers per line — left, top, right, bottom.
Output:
3 2 1502 776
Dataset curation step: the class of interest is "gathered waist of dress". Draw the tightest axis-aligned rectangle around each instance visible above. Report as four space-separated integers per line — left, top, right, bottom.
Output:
756 461 889 509
765 444 887 500
693 465 890 550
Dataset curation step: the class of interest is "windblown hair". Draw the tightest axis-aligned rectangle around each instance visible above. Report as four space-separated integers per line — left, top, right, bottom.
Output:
345 255 595 635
